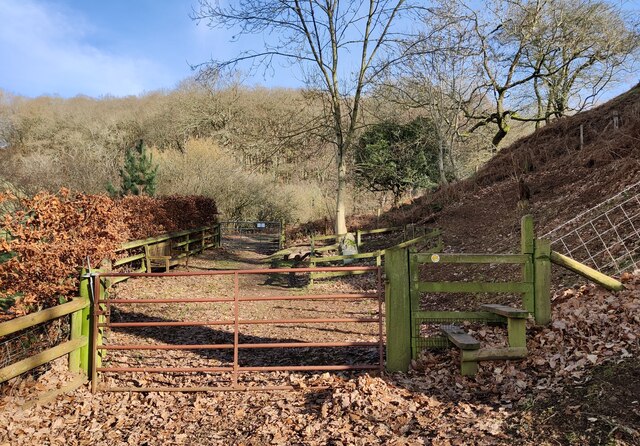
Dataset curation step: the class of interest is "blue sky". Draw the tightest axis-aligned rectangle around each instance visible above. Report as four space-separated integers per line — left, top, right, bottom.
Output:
1 0 637 100
0 0 303 98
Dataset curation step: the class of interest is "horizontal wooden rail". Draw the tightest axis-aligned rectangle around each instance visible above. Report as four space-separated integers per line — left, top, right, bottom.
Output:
312 233 348 242
414 253 529 264
412 310 504 322
0 337 87 383
357 226 403 236
117 224 219 251
311 250 382 264
113 253 146 267
417 281 531 294
463 347 528 362
311 270 372 279
550 250 624 291
0 298 88 337
394 229 442 249
314 244 340 253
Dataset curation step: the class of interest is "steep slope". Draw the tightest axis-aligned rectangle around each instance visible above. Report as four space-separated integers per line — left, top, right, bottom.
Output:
370 83 640 257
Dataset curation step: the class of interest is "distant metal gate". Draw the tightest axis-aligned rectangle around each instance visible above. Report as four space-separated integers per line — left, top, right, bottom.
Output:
89 266 383 392
219 220 284 250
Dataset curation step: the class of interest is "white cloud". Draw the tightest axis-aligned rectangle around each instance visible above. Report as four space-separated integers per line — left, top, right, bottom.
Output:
0 0 172 97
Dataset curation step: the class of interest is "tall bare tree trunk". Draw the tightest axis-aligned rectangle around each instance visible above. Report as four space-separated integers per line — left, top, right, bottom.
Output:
438 138 448 185
335 149 348 234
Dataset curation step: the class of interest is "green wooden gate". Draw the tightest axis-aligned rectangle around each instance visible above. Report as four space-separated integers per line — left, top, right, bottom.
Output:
385 216 552 372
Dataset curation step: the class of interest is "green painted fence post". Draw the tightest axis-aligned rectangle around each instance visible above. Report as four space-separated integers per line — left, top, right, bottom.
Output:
521 215 535 313
93 270 108 371
68 304 83 373
385 248 412 372
534 239 552 325
78 269 91 375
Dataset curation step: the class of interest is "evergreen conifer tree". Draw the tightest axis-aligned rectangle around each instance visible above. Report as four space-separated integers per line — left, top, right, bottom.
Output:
108 140 158 196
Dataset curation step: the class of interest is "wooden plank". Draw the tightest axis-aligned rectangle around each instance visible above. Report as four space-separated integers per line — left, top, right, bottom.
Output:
412 310 503 323
0 337 87 383
310 270 370 279
0 298 88 337
385 248 412 372
549 250 623 291
113 253 145 267
21 373 87 410
441 326 480 350
414 253 528 264
314 244 340 253
480 304 529 318
462 347 527 362
311 250 382 263
393 229 441 249
418 281 530 294
358 226 403 236
117 226 211 251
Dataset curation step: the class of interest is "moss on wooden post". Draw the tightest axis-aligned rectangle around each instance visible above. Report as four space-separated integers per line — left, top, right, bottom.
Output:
549 250 623 291
521 215 535 313
68 305 83 373
534 239 552 325
385 248 412 372
78 270 91 375
507 318 527 348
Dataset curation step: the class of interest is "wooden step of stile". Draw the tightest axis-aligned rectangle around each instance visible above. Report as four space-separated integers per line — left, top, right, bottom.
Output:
441 326 481 350
441 326 481 376
480 304 528 349
480 304 528 318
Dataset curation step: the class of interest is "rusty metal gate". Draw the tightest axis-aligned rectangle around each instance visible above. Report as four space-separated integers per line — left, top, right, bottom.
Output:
90 266 383 392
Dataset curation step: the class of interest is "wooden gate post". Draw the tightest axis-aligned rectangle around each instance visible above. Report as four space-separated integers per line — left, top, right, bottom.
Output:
521 215 535 313
534 239 552 325
77 269 91 376
385 248 412 372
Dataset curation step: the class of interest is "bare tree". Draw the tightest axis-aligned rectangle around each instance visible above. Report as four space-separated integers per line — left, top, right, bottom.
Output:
192 0 416 233
522 0 640 123
378 5 484 183
428 0 639 148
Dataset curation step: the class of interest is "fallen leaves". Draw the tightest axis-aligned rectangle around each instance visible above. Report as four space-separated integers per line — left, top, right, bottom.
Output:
1 244 639 444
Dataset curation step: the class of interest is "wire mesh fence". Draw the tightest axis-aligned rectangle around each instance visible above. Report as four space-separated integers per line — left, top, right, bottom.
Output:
543 180 640 275
0 319 69 369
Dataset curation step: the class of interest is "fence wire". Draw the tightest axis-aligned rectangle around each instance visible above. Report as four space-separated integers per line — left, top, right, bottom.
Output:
543 180 640 275
0 319 69 369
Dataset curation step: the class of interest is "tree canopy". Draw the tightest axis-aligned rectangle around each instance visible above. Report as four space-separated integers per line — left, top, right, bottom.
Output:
355 117 439 204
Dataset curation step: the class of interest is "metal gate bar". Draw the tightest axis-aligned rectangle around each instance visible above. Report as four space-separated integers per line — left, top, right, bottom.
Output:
91 266 383 392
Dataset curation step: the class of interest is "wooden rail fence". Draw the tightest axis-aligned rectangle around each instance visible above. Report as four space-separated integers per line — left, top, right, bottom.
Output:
0 224 222 395
2 215 625 390
309 228 443 283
